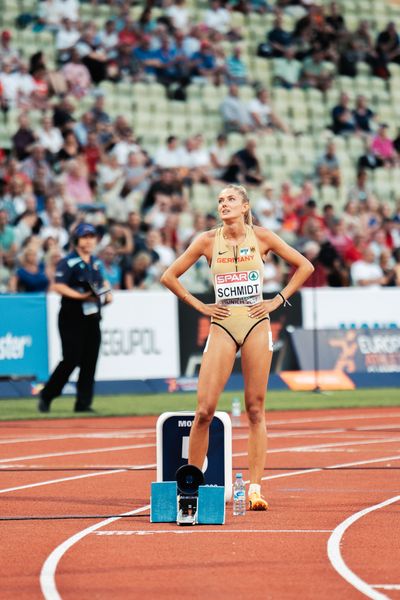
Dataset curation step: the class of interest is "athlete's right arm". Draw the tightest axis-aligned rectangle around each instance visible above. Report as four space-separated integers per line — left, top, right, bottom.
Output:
160 233 230 319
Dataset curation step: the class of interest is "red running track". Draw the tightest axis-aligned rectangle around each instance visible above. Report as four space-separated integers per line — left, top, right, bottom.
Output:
1 407 400 600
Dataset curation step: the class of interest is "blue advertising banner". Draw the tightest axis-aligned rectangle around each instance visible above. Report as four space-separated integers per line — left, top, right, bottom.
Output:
0 294 48 381
290 328 400 374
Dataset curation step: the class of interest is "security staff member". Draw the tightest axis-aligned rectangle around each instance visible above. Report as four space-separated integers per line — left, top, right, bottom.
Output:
38 223 111 413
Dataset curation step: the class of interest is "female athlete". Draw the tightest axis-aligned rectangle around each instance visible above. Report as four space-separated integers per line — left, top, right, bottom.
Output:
161 184 314 510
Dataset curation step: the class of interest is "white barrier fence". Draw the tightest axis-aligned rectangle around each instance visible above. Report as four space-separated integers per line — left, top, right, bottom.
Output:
47 291 180 381
44 288 400 381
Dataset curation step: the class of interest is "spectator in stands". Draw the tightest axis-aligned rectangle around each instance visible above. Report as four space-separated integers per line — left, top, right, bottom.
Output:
274 46 302 88
99 244 121 290
53 95 76 132
331 92 356 136
21 144 53 187
56 17 80 64
98 19 119 60
248 88 291 133
298 199 326 238
62 49 92 98
353 95 376 134
41 0 79 27
302 48 334 92
0 60 20 109
371 124 396 167
315 140 341 187
40 209 69 249
8 245 49 292
350 245 386 287
133 35 160 78
326 217 352 258
36 115 64 161
338 39 359 78
0 208 17 268
210 133 230 180
123 250 156 290
325 1 347 37
122 150 153 197
376 21 400 66
220 84 253 133
44 244 64 287
203 1 232 36
90 90 110 124
258 12 292 58
142 168 183 215
222 138 263 186
111 127 140 166
179 135 212 184
0 30 20 69
393 247 400 286
190 40 222 85
57 130 81 164
76 23 108 84
63 159 93 206
225 46 248 86
166 0 191 34
353 20 375 64
299 240 328 287
357 138 384 171
12 114 36 161
155 136 183 169
341 200 362 236
254 182 281 231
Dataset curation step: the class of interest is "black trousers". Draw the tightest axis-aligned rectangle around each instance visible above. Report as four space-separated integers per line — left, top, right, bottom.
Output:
42 311 101 410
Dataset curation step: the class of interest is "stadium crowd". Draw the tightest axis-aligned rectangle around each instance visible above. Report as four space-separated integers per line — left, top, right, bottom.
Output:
1 0 400 294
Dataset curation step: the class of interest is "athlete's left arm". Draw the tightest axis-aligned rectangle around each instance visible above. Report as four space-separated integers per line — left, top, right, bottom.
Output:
249 228 314 318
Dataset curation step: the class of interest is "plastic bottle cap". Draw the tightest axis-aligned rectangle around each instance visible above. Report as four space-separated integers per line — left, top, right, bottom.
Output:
236 473 242 478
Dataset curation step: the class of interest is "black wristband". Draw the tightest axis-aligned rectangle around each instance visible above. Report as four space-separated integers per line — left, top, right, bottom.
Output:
277 291 292 307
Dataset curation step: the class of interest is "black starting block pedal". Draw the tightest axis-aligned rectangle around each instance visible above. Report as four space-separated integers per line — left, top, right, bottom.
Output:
176 464 204 525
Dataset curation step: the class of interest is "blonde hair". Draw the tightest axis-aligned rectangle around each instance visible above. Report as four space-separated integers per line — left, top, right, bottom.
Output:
223 184 253 226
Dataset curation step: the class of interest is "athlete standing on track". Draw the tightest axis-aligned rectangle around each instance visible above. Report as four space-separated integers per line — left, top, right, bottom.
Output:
161 184 314 510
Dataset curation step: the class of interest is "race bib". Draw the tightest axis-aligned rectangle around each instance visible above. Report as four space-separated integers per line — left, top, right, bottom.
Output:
215 270 262 305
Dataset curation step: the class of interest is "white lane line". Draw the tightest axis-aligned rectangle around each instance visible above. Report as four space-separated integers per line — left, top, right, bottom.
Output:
2 435 400 467
373 585 400 590
327 495 400 600
0 430 156 445
3 410 400 445
259 454 400 483
0 443 155 464
0 464 156 495
37 453 400 600
269 412 400 426
94 529 333 536
40 504 150 600
234 428 348 440
233 436 400 458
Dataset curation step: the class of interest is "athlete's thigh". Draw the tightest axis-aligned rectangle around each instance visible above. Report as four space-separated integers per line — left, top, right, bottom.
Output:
241 320 273 400
197 324 238 408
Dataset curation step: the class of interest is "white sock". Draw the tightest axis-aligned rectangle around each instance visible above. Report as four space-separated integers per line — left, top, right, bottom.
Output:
249 483 261 496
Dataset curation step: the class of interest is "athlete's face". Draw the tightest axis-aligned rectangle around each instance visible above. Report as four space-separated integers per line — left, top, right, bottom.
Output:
218 189 248 222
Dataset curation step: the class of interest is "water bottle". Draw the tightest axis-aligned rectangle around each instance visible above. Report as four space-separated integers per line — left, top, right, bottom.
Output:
233 473 246 516
231 396 241 428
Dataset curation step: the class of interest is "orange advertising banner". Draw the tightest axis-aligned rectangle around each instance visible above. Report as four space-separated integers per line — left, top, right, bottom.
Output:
280 370 355 391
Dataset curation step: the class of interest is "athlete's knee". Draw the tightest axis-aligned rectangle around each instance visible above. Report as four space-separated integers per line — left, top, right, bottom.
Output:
195 404 215 426
246 395 265 425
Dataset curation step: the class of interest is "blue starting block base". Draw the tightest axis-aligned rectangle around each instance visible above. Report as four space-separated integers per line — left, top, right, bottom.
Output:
150 481 225 525
150 481 177 523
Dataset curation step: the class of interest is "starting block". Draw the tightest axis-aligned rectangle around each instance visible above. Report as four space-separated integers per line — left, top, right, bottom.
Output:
150 464 225 525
